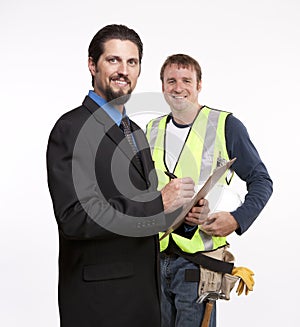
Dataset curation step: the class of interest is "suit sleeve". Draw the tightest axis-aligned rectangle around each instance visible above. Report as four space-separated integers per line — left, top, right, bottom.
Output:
46 115 176 240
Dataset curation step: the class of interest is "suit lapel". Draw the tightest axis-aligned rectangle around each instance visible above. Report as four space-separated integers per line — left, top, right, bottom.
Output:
131 121 153 180
82 96 147 180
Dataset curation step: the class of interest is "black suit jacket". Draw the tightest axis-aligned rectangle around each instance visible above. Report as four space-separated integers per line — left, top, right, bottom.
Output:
46 96 176 327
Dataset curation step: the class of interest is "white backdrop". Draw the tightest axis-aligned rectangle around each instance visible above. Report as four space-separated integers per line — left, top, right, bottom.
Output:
1 0 299 326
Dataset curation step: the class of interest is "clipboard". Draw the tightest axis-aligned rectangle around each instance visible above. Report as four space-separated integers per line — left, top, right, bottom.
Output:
159 158 236 241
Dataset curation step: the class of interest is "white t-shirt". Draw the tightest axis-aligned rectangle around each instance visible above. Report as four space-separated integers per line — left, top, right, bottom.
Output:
165 117 191 172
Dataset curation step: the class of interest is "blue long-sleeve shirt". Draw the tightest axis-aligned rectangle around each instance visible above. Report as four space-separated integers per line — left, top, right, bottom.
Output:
225 114 273 235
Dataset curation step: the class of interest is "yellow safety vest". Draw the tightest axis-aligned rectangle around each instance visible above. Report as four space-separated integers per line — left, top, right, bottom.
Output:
146 106 232 253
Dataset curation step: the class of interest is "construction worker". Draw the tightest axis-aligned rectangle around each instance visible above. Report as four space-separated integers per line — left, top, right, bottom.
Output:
146 54 273 327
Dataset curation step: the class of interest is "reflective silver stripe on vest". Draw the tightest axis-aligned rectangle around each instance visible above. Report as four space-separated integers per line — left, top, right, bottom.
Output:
199 230 214 251
149 118 162 153
199 110 220 184
198 110 220 251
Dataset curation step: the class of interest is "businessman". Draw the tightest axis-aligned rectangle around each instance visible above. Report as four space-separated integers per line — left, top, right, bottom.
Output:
46 25 208 327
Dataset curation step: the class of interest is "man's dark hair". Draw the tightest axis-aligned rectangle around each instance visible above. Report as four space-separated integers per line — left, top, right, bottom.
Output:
160 54 202 84
88 24 143 86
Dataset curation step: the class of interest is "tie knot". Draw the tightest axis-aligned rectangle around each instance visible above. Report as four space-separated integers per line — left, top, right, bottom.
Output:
120 117 131 134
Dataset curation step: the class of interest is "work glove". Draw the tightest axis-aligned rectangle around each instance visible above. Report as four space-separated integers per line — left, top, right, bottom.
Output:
232 266 255 296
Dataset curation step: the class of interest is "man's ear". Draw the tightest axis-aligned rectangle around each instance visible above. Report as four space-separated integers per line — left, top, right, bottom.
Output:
88 57 96 75
197 80 202 92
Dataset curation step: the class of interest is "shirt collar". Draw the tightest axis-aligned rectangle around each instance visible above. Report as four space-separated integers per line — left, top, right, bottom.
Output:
88 90 125 126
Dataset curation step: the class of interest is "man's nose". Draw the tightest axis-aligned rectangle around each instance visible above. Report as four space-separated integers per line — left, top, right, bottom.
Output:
117 61 129 75
173 82 183 92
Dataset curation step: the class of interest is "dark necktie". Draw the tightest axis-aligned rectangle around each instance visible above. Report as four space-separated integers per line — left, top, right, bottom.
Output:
120 117 144 173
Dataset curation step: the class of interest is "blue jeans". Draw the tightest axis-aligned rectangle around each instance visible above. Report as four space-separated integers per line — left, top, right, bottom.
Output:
160 254 216 327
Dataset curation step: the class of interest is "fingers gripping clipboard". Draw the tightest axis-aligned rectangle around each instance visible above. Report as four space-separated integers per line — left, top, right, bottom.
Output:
159 158 236 241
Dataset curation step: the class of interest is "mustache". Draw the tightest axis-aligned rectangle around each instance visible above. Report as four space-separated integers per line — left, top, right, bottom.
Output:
110 74 131 84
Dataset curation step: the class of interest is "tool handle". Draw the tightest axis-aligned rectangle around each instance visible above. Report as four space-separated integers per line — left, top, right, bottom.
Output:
201 301 214 327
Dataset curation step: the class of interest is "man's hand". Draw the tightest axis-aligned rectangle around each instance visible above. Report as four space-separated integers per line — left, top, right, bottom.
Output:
161 177 195 213
200 211 239 237
185 199 210 226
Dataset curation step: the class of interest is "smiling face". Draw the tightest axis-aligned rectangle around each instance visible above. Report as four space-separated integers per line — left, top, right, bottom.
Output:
162 64 202 115
88 39 140 110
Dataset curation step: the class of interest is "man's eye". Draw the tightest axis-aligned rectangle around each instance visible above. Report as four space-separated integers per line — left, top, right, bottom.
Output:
108 58 117 63
128 59 138 66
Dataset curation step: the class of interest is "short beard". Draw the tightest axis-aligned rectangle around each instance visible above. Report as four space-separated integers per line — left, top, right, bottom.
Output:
105 87 132 106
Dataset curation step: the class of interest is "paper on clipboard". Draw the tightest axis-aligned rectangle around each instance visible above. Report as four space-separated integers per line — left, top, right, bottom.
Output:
159 158 236 241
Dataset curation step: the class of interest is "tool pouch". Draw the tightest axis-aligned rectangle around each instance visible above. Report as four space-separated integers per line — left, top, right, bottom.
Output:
220 273 239 300
199 267 223 294
198 246 238 300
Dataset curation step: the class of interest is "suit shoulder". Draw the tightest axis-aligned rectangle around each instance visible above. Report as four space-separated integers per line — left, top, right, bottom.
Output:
57 104 89 123
52 104 90 128
47 106 91 148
